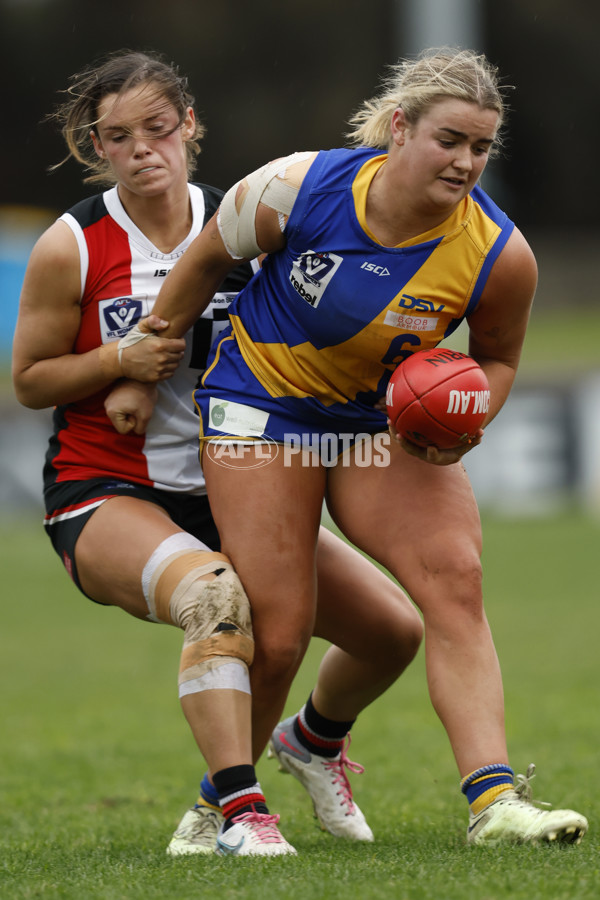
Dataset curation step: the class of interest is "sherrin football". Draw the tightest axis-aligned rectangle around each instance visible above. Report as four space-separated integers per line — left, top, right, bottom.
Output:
385 348 490 449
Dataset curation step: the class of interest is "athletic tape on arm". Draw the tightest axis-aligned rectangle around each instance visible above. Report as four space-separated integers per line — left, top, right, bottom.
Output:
217 151 313 259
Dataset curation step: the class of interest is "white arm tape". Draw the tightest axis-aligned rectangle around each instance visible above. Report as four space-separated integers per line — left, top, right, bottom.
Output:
217 151 313 260
117 323 151 367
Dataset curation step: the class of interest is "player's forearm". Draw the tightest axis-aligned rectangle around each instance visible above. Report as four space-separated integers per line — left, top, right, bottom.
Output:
474 358 518 427
12 345 119 409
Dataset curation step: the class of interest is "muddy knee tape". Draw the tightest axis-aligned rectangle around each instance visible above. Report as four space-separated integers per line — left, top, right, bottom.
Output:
145 546 254 693
174 562 254 695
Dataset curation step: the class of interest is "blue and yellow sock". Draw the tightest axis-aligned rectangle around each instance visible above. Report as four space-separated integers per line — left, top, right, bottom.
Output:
461 764 514 815
195 772 220 812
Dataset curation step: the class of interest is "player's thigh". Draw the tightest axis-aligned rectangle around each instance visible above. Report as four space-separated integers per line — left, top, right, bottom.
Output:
314 525 421 656
203 444 326 642
75 496 185 616
326 438 482 592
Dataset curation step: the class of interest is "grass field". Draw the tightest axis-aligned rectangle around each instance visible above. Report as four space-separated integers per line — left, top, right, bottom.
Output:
1 512 599 899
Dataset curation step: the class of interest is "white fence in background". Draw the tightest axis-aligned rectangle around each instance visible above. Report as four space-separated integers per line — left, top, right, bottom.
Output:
2 375 600 519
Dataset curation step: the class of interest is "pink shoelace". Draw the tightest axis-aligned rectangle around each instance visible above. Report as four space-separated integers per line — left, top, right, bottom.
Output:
322 735 365 815
231 811 286 843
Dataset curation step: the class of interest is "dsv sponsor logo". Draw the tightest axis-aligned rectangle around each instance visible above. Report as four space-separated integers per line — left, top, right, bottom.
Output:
397 293 445 312
446 390 490 415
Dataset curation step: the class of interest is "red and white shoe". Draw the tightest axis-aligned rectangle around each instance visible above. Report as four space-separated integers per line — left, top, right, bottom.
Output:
216 811 297 857
269 715 373 841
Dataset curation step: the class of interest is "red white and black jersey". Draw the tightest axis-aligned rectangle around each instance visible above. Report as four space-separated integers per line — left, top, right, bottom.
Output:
43 183 254 496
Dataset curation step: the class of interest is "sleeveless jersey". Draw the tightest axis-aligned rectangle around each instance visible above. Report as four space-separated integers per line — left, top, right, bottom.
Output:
44 183 254 495
198 147 514 441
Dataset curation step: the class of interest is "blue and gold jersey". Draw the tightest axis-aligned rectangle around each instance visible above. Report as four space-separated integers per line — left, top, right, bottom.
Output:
198 147 514 442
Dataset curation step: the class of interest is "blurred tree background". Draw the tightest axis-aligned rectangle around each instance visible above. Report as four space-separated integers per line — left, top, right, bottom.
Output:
1 0 598 235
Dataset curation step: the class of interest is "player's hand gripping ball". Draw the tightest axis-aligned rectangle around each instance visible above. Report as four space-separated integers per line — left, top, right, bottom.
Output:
386 349 490 449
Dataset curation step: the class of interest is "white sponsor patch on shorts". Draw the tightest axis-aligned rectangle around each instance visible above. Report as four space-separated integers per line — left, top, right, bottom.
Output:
208 397 269 437
384 310 438 332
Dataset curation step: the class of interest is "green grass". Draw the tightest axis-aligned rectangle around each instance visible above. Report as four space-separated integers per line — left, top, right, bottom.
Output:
1 513 600 899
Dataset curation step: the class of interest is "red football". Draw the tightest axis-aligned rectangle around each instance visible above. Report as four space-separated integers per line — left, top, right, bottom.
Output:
385 348 490 449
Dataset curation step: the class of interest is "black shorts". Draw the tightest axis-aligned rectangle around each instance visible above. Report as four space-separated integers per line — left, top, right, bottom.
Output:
44 477 220 601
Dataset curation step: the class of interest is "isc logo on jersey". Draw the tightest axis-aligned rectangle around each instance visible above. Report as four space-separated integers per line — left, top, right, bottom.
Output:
289 251 343 308
99 296 147 341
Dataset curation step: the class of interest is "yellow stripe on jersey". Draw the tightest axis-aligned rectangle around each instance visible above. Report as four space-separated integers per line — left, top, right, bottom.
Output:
352 153 502 255
229 194 503 406
225 156 505 407
230 312 393 404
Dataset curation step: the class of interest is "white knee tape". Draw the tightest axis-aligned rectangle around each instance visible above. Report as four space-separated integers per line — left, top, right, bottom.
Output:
178 659 251 698
142 533 211 620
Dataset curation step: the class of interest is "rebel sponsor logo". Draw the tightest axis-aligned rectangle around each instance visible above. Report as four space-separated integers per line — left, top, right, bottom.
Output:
289 272 320 307
289 250 343 308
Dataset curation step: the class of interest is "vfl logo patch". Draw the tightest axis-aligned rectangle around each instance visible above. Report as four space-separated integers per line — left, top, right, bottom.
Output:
99 295 147 341
289 250 343 308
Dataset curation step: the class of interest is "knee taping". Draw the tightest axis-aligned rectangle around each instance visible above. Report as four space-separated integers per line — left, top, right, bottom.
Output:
142 536 254 697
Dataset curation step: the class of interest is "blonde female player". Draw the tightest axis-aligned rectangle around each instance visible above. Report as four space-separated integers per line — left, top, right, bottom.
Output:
12 49 422 857
131 47 588 846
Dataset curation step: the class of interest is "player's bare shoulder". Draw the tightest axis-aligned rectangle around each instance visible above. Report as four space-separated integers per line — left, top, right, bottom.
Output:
485 226 538 301
28 219 80 270
18 219 81 311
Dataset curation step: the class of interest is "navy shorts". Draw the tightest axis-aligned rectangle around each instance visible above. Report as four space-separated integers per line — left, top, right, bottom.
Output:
44 477 220 601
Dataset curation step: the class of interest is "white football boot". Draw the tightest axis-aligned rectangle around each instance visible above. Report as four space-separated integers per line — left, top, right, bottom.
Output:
467 764 588 845
216 811 297 857
269 715 373 841
167 804 223 856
